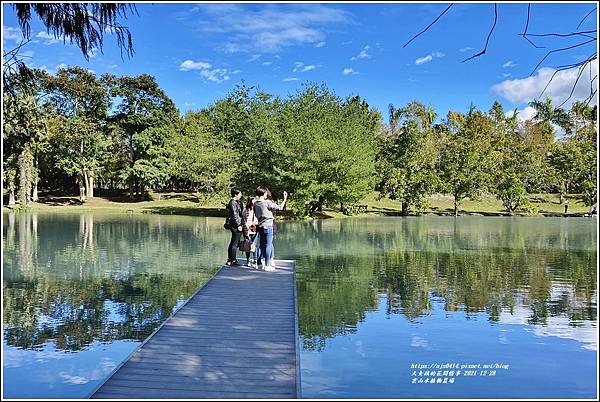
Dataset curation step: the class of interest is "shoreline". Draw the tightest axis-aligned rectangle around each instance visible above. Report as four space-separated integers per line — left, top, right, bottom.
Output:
2 192 593 219
1 204 594 219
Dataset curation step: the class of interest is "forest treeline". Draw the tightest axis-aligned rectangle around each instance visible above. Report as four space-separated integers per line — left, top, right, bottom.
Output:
3 66 597 215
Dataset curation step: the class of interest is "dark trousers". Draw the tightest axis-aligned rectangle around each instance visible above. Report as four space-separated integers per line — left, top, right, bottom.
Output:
228 229 242 262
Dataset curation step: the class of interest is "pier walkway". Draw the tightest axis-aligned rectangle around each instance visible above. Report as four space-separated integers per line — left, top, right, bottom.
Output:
90 260 300 399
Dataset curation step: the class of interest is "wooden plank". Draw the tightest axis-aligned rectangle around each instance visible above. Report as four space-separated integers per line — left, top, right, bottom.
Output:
116 361 295 376
93 387 295 399
90 260 299 399
113 367 295 382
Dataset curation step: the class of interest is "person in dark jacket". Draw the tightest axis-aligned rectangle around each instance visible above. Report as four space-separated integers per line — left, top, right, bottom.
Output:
226 188 244 266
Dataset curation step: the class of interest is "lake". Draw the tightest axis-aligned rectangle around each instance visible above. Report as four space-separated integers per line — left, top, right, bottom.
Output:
2 212 597 398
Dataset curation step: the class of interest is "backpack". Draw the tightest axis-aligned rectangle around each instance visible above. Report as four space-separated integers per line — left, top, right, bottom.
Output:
224 201 231 229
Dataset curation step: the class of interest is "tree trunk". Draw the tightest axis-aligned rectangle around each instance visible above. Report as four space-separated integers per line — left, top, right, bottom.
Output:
86 173 94 198
18 146 33 207
9 190 16 207
32 157 39 202
401 201 409 216
78 177 86 202
32 182 39 202
453 197 459 216
317 195 324 212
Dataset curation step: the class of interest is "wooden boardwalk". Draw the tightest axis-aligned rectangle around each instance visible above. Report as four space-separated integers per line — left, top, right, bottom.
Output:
90 260 301 399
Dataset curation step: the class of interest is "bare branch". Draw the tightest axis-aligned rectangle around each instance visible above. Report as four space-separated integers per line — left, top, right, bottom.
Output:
524 30 596 38
529 38 596 76
522 35 546 49
523 3 531 35
462 4 498 63
403 4 454 48
519 4 545 48
557 56 596 108
538 53 597 99
583 89 597 106
576 7 596 30
555 53 597 70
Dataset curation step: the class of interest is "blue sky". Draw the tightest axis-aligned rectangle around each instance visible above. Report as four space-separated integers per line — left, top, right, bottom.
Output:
2 2 598 121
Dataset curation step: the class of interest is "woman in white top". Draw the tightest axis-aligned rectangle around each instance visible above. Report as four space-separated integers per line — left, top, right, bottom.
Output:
242 197 259 268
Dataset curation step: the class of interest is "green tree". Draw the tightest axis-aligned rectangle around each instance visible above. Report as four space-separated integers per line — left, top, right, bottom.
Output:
42 66 111 201
377 101 439 215
496 174 530 215
276 85 380 213
108 74 179 197
169 111 236 193
439 108 494 216
3 70 47 207
207 85 282 194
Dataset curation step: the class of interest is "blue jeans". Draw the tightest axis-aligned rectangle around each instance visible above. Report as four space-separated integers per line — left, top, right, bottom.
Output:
257 226 274 267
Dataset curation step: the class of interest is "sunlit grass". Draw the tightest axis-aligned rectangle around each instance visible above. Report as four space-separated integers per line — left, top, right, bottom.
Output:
2 190 591 216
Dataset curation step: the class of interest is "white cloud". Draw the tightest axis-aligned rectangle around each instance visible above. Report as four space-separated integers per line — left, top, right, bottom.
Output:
502 73 511 78
200 68 230 83
179 60 212 71
36 31 61 45
415 51 445 65
415 55 433 65
56 63 68 71
492 59 598 108
262 61 273 65
315 41 326 48
21 50 35 59
88 47 98 58
293 62 316 72
3 27 24 43
350 45 370 61
459 46 474 52
343 68 358 75
231 69 242 74
503 60 517 68
410 335 429 349
190 4 353 53
283 77 299 82
248 54 261 62
179 59 231 83
60 372 89 385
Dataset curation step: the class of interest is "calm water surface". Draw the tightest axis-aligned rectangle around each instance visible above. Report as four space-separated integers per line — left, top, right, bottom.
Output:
2 213 597 398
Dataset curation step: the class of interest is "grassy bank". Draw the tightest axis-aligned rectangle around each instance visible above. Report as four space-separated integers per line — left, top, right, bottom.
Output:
361 192 591 216
2 191 592 217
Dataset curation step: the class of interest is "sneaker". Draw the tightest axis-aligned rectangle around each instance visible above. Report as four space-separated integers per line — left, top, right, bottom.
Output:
264 265 276 272
225 261 232 266
248 262 257 269
232 260 242 266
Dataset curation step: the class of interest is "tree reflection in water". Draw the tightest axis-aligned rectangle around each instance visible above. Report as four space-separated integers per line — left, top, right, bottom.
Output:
3 213 222 352
2 213 597 354
291 217 596 351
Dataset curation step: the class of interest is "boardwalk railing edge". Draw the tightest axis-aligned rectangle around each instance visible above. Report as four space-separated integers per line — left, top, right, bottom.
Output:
85 264 225 399
292 259 303 399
